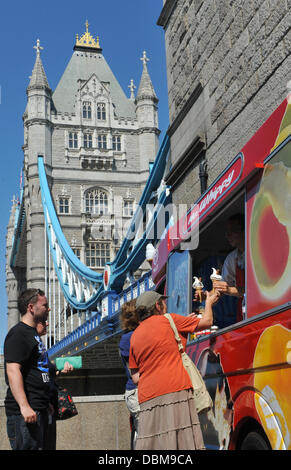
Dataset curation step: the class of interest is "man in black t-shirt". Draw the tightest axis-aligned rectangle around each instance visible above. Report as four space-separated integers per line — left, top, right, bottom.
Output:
4 288 51 450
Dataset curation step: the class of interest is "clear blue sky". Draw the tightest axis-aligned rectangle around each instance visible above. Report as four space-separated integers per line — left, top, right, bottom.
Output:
0 0 169 349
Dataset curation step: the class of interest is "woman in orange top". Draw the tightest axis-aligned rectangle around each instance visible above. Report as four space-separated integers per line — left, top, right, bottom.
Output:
129 289 219 450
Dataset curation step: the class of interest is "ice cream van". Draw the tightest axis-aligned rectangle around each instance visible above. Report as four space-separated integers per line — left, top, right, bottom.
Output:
151 95 291 450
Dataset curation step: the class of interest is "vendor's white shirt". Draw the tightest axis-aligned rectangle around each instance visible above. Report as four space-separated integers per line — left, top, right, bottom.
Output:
221 248 245 287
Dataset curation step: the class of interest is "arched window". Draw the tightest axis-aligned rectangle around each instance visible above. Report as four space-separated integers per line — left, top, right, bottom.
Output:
97 134 107 149
85 189 109 215
84 133 93 148
69 132 78 148
97 103 106 120
83 101 92 119
123 199 134 217
112 135 121 151
59 197 70 214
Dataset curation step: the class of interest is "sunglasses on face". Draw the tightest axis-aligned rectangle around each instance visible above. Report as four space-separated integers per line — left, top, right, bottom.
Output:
25 289 43 305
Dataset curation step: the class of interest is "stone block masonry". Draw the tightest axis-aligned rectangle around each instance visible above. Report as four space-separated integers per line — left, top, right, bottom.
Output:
160 0 291 207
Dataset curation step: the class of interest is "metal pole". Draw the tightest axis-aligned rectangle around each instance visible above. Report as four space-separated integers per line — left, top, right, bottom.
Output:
44 224 48 349
64 298 67 338
58 281 61 342
53 269 56 345
48 246 52 348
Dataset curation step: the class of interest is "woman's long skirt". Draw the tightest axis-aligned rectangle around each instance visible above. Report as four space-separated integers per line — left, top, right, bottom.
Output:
135 389 205 450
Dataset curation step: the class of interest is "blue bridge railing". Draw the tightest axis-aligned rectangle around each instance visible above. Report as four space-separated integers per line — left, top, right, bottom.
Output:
48 270 154 359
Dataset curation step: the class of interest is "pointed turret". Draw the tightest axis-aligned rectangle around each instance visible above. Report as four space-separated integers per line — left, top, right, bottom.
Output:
22 39 52 298
135 51 159 172
25 39 52 166
136 51 158 103
27 39 51 91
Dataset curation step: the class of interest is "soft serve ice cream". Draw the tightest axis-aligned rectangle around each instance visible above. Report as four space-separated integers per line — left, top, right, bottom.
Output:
193 276 204 303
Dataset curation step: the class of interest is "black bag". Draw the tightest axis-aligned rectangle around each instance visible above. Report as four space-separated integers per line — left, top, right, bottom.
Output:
57 386 78 420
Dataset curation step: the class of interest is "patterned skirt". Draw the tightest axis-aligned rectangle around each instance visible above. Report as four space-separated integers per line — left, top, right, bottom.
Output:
135 388 205 450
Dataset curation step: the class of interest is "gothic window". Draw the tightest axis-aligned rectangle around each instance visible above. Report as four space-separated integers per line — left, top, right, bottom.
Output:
83 101 92 119
85 242 110 268
123 200 134 217
84 133 93 148
59 197 70 214
85 189 109 215
97 103 106 120
112 135 121 151
69 132 78 149
97 134 107 149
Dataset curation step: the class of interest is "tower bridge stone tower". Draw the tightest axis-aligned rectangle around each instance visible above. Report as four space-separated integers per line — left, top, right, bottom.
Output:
6 23 160 338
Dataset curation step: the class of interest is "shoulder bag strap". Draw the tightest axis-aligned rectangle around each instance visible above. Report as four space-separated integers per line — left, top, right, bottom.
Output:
164 313 184 352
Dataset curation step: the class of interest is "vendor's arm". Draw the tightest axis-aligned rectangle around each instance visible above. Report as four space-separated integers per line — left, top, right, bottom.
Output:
6 362 37 423
212 280 244 297
215 250 244 297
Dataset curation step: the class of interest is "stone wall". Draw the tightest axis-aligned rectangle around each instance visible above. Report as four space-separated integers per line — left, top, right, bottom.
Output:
159 0 291 207
0 396 131 450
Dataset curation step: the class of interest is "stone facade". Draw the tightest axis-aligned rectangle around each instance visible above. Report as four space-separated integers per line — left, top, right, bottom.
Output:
6 28 160 335
158 0 291 208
